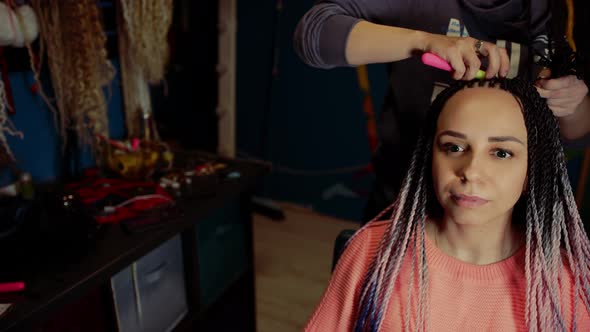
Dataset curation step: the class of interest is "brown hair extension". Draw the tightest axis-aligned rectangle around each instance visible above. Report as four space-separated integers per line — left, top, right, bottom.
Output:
32 0 114 151
352 78 590 332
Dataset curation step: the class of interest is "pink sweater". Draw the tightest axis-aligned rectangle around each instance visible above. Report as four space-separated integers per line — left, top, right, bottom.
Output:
305 221 590 331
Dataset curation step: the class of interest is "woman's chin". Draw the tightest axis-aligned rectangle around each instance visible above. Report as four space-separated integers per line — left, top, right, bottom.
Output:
443 208 493 226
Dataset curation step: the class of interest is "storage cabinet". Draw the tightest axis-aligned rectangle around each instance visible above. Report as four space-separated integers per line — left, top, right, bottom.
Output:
196 199 248 308
111 235 188 332
110 198 250 331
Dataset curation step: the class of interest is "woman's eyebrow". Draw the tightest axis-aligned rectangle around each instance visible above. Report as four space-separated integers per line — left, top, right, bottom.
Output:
438 130 466 139
488 136 525 145
438 130 525 145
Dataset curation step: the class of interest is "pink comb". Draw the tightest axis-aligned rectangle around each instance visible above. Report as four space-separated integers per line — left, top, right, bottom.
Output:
421 52 452 71
421 52 486 79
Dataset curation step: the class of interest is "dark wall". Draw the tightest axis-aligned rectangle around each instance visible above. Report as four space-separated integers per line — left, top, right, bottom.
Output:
153 0 219 152
235 0 388 221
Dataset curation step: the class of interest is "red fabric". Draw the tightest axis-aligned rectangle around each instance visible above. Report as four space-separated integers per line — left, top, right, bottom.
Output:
66 172 174 224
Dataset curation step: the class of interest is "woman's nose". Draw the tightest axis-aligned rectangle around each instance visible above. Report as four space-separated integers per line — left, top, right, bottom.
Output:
457 152 483 183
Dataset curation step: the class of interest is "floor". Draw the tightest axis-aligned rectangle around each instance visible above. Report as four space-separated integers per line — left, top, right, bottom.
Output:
253 203 358 332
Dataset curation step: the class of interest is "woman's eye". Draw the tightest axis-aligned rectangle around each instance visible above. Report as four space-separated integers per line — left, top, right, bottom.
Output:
443 143 464 153
493 149 513 159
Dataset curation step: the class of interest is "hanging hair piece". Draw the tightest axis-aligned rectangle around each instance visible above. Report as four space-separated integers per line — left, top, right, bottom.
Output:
117 0 173 138
0 72 23 165
118 0 173 84
32 0 115 152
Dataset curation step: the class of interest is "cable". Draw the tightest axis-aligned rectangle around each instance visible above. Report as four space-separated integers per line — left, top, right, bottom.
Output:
103 194 174 213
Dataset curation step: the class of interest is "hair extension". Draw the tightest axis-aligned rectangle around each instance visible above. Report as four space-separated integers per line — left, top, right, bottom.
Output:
350 77 590 331
32 0 66 143
59 0 113 146
117 0 173 138
32 0 114 152
535 0 586 80
0 72 23 165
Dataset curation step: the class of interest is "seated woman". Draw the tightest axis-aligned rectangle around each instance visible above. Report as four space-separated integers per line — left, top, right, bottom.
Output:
304 78 590 331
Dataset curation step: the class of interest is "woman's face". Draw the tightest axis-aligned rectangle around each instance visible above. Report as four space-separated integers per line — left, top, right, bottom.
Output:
432 87 528 226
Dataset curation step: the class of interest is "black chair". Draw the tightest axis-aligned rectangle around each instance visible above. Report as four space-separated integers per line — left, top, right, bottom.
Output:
331 229 357 272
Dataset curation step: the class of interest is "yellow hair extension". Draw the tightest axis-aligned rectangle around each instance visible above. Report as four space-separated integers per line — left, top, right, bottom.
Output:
117 0 173 138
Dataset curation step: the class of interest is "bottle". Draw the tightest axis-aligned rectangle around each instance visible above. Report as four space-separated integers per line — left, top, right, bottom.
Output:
19 172 34 200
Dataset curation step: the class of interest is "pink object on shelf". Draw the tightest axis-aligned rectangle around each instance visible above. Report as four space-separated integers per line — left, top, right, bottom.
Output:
131 138 140 150
0 281 25 293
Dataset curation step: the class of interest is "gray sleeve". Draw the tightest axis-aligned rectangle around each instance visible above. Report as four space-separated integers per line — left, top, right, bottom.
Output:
293 0 396 69
529 0 551 65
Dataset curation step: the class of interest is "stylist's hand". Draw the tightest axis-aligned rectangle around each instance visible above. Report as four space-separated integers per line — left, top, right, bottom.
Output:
536 75 589 117
424 34 510 80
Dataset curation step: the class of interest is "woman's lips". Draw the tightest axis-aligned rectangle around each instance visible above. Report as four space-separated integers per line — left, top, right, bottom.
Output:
451 193 489 208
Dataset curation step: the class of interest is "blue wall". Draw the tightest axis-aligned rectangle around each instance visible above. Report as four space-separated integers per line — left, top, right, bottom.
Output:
0 61 126 185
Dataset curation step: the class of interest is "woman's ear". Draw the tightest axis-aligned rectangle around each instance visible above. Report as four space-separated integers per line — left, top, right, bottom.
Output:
0 2 16 46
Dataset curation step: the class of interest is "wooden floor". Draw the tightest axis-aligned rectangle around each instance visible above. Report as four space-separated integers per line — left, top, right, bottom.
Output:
253 203 358 332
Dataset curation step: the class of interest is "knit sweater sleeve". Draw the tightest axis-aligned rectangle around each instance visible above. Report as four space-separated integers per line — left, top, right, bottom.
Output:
529 0 551 67
293 0 398 69
303 227 373 331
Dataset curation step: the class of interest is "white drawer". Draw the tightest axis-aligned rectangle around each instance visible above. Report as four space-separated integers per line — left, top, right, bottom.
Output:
111 235 188 332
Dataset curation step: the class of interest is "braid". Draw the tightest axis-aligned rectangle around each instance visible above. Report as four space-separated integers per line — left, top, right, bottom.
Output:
351 77 590 331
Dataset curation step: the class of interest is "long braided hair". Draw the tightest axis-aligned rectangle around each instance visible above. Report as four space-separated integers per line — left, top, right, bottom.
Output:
352 77 590 331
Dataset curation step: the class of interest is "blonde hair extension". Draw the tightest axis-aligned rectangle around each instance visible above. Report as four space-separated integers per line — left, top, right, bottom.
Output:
119 0 172 84
117 0 173 138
